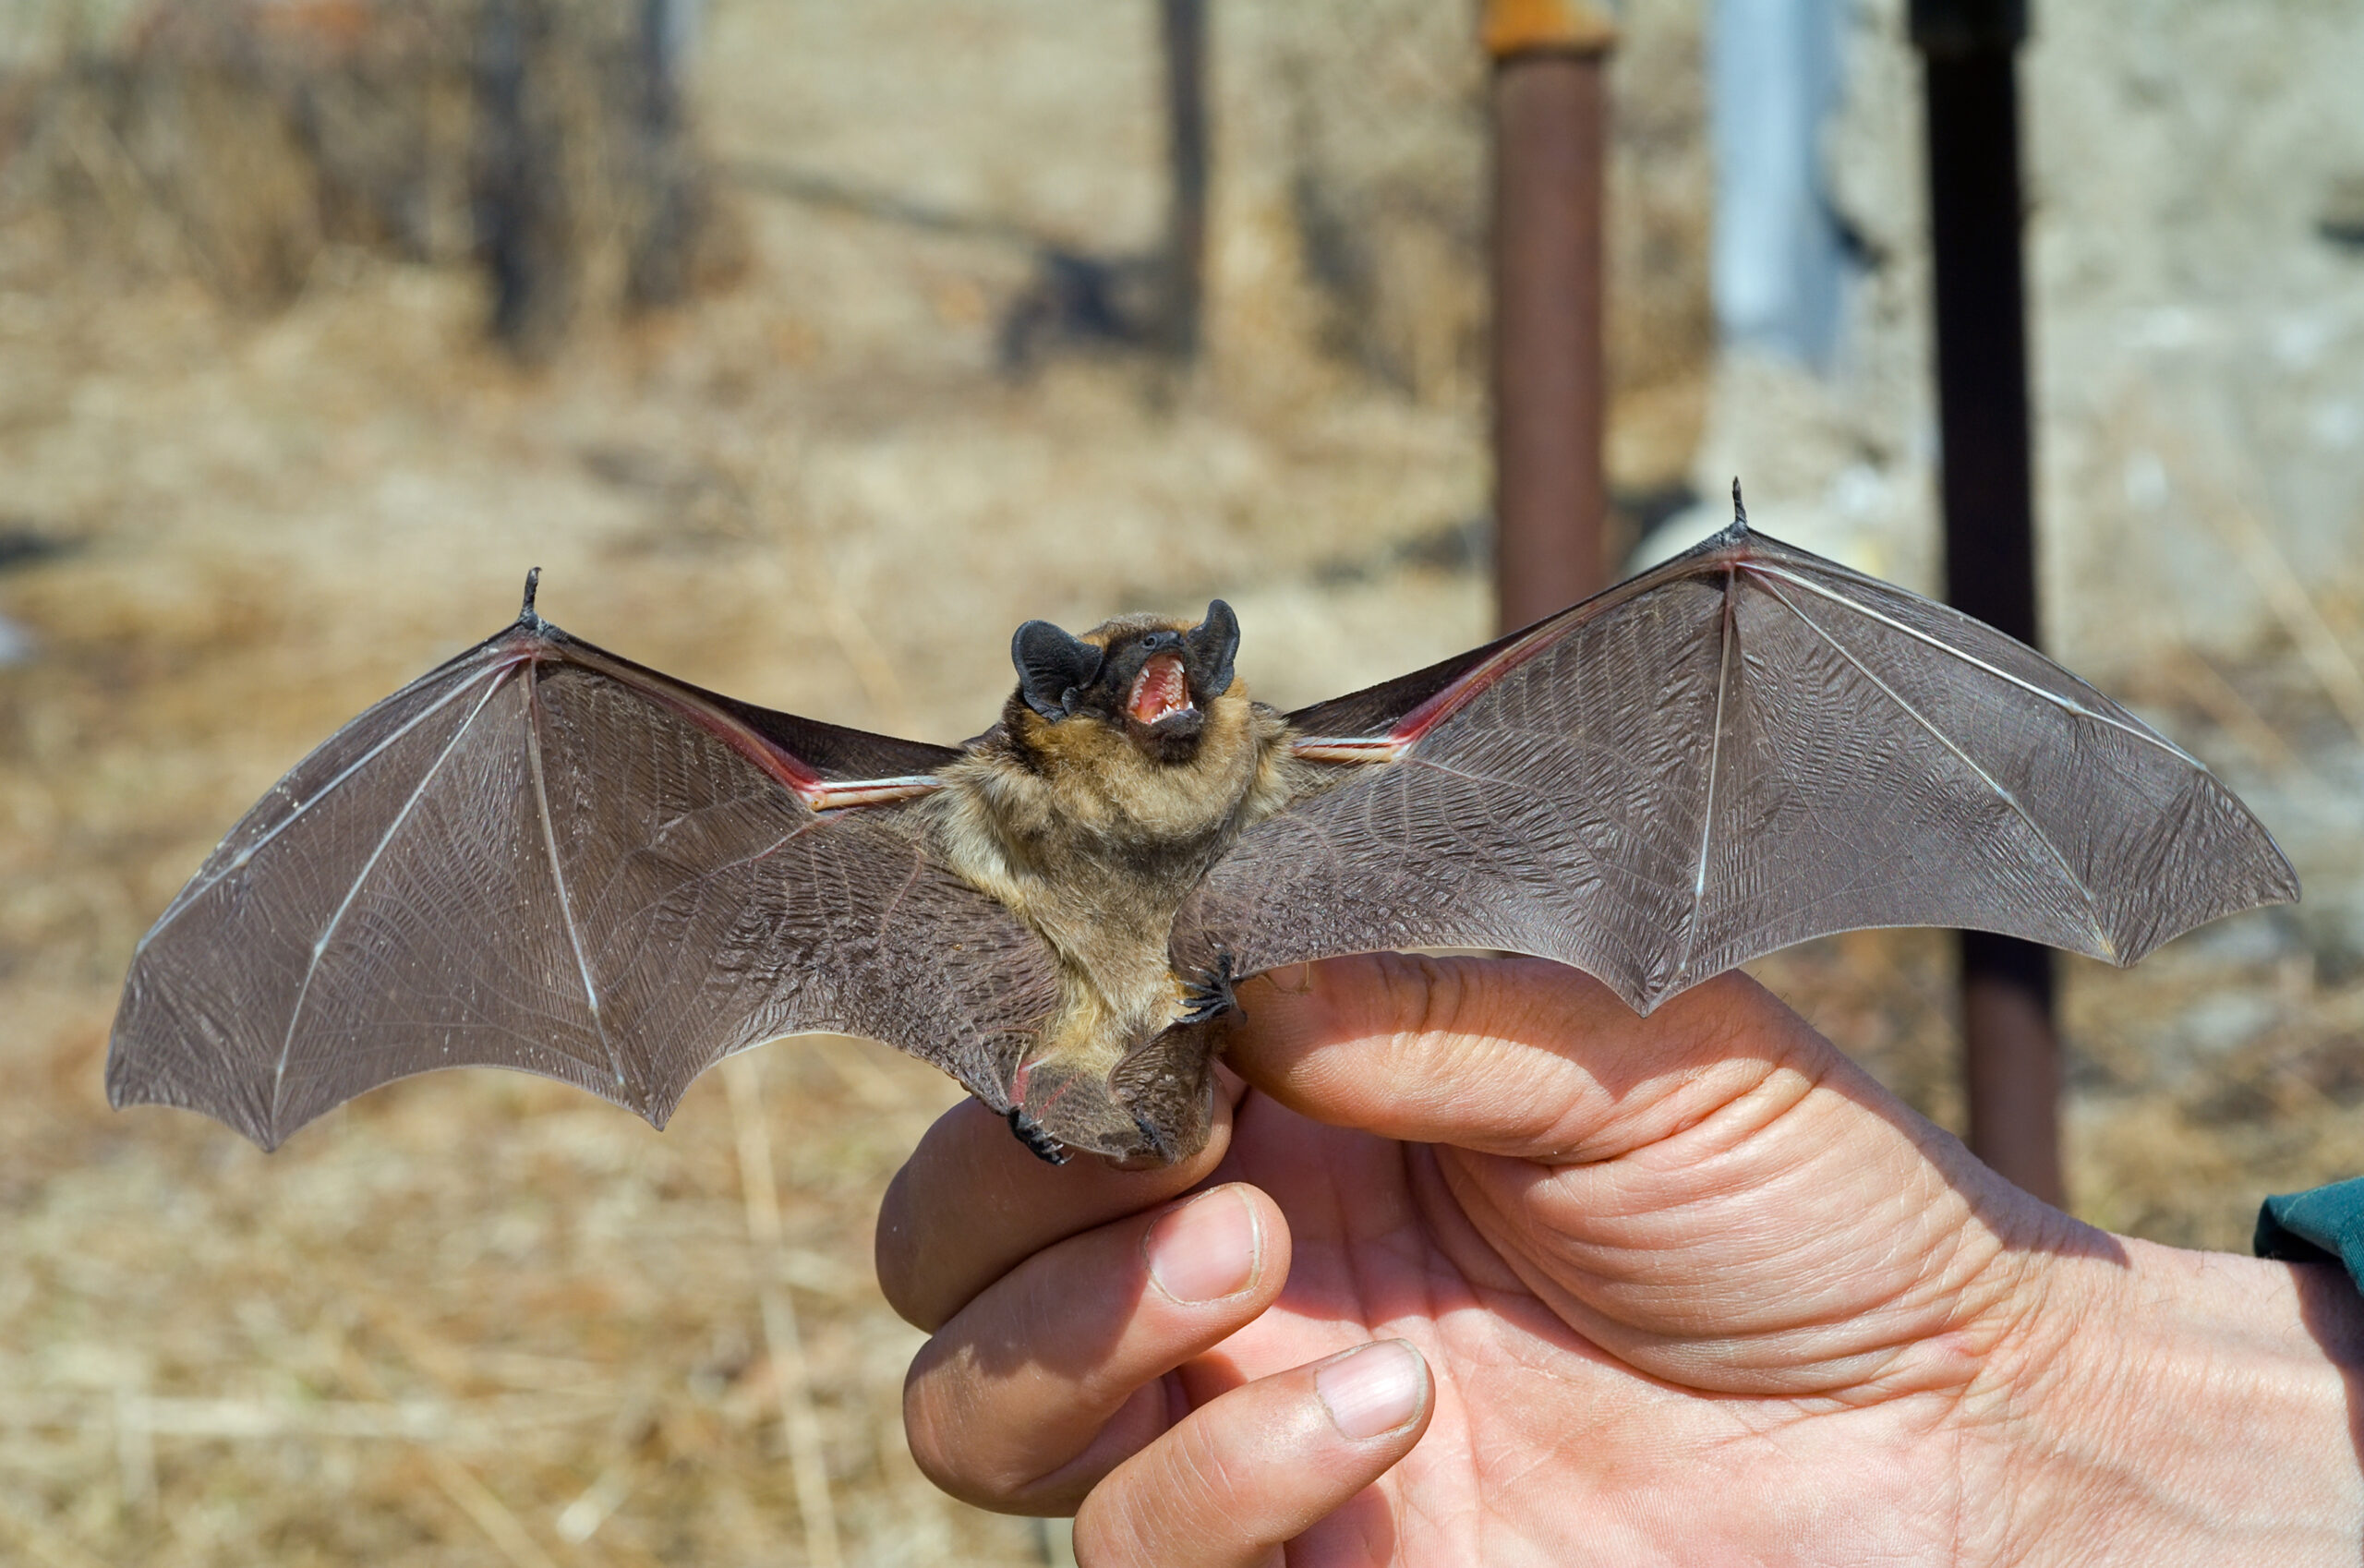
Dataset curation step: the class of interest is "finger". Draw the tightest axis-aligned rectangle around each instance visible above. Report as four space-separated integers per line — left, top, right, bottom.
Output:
1228 953 1836 1164
903 1181 1290 1515
1073 1339 1432 1568
876 1078 1241 1332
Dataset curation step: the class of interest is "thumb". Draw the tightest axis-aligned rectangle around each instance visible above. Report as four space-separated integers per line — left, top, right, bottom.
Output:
1224 952 1839 1164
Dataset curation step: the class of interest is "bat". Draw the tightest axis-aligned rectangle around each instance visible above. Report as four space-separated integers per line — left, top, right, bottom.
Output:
107 498 2299 1166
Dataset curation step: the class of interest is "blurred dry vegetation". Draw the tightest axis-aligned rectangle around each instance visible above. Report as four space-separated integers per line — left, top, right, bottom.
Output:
0 0 2357 1563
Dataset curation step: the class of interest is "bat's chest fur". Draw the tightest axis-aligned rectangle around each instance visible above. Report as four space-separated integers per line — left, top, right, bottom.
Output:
923 693 1296 1063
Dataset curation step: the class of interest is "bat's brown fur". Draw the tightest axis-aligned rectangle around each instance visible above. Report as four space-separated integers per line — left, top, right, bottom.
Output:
921 611 1319 1160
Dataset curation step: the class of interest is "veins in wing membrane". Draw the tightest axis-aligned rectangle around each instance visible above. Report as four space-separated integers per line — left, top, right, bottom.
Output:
1743 561 2189 761
268 660 521 1128
525 659 633 1100
1674 563 1739 984
146 650 522 950
1744 567 2104 928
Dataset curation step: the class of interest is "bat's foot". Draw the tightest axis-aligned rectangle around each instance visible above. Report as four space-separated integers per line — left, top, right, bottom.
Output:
1176 952 1239 1028
1126 1111 1176 1167
1006 1107 1069 1166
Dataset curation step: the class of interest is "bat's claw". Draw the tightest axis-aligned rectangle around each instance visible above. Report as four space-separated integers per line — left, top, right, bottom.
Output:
1176 952 1239 1028
1006 1107 1069 1166
1128 1111 1176 1167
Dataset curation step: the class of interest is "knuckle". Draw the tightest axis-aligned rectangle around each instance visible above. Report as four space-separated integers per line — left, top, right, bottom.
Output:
899 1345 974 1497
1355 948 1475 1052
901 1353 1036 1510
1077 1404 1252 1564
872 1178 939 1329
1403 952 1473 1043
1166 1415 1256 1514
903 1338 1033 1507
903 1341 1174 1514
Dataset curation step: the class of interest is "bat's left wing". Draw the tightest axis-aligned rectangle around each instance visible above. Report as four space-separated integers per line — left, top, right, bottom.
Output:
1177 520 2298 1013
108 584 1063 1149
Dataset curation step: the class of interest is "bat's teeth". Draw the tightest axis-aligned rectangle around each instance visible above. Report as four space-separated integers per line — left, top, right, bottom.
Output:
1128 655 1195 725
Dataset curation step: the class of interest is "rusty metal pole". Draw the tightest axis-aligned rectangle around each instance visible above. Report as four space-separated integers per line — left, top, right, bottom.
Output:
1159 0 1210 361
1912 0 2064 1205
1486 0 1619 633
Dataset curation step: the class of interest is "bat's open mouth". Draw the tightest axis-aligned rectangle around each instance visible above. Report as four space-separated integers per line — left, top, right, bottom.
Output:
1128 653 1197 729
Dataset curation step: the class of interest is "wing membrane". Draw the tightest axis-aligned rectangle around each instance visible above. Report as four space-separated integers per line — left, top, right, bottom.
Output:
109 613 1061 1147
1181 525 2298 1011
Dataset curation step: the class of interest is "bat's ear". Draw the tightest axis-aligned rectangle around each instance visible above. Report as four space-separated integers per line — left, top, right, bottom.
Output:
1012 620 1104 720
1186 599 1239 699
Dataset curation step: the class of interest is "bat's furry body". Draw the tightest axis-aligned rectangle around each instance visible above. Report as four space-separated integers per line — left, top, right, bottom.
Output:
923 615 1324 1161
106 512 2301 1166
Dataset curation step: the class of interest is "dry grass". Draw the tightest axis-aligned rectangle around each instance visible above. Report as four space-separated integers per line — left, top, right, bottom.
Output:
0 6 1521 1554
0 250 1503 1564
0 1 2357 1563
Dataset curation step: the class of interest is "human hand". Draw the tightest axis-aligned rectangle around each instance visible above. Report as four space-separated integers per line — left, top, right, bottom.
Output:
876 953 2364 1565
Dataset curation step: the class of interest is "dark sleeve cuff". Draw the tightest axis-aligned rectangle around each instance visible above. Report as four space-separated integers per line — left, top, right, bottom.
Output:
2255 1176 2364 1288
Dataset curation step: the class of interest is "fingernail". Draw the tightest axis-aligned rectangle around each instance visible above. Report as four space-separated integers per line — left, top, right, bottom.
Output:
1143 1187 1261 1304
1315 1340 1428 1441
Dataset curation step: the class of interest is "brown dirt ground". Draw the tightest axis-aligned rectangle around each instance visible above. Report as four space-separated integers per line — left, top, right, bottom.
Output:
0 2 2358 1564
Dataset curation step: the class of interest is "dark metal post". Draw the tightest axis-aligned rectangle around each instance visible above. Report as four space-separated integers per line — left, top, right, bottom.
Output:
1159 0 1210 360
625 0 705 308
1912 0 2063 1205
1486 0 1618 632
476 0 575 358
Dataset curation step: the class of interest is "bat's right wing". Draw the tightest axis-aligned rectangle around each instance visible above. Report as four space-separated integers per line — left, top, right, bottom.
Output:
109 586 1062 1149
1177 522 2298 1013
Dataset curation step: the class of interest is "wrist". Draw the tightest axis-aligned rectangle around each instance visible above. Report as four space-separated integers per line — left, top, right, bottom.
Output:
1982 1233 2364 1566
